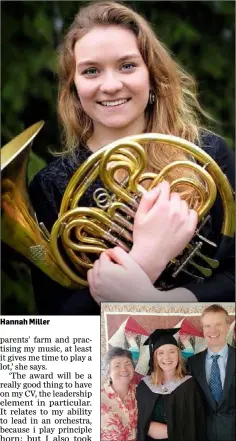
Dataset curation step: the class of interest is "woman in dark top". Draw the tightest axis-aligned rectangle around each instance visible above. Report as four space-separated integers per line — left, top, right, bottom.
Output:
136 329 206 441
29 1 235 314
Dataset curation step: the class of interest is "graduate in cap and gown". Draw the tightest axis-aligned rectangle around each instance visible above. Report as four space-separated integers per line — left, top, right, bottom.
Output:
136 328 206 441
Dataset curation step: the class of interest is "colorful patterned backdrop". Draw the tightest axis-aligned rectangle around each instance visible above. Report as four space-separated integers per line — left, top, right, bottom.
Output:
101 302 235 383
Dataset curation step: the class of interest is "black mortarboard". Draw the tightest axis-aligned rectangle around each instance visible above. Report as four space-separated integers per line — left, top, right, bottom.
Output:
144 328 181 373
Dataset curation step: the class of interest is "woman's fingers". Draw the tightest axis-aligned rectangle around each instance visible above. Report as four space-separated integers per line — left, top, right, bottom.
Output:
147 181 171 218
169 192 182 215
106 246 135 269
188 209 198 233
87 268 93 286
170 191 181 204
181 199 189 217
156 180 170 202
97 251 113 272
135 185 161 224
99 251 112 263
87 267 97 299
93 258 100 279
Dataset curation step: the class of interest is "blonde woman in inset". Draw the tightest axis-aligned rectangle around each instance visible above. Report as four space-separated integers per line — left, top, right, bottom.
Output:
137 328 206 441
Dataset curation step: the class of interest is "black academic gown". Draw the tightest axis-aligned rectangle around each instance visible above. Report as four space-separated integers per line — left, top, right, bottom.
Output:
136 376 206 441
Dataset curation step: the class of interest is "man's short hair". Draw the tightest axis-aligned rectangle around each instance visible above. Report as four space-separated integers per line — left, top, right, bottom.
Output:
201 304 230 324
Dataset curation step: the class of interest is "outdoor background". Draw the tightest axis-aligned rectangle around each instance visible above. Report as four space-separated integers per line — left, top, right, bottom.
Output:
1 0 235 314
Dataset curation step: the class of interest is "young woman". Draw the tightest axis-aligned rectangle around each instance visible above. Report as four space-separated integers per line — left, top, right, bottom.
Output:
29 1 235 314
136 328 206 441
101 347 137 441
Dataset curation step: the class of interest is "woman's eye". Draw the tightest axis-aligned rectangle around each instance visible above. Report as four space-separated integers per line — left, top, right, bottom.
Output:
83 67 99 76
121 63 136 72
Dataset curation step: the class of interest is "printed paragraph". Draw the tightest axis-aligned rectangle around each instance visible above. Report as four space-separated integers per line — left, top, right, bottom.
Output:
0 317 100 441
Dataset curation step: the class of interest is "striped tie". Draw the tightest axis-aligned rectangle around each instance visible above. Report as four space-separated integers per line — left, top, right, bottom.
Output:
209 354 223 403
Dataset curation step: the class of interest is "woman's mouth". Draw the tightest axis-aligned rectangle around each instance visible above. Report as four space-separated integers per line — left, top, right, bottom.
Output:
98 98 131 107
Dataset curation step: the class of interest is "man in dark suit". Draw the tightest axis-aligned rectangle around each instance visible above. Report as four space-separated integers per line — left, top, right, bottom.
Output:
187 304 235 441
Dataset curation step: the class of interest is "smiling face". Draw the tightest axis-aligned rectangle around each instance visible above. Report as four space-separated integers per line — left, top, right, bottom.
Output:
155 344 179 374
201 311 230 351
74 25 150 142
109 356 134 387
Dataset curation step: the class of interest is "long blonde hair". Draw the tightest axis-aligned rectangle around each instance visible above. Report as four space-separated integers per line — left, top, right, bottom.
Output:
151 346 186 386
57 1 211 204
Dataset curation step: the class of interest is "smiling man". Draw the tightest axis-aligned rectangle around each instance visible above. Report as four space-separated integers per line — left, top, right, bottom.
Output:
187 305 235 441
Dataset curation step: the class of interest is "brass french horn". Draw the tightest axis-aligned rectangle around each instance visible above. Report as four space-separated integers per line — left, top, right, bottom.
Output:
1 122 235 289
1 121 75 288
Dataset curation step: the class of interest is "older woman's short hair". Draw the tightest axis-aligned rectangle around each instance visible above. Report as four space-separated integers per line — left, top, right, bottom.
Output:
101 347 135 378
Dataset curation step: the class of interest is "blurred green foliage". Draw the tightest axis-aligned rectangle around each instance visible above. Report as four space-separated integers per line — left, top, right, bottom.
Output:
1 0 235 314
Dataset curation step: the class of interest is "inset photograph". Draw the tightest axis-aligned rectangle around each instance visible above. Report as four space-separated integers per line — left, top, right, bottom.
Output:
101 302 235 441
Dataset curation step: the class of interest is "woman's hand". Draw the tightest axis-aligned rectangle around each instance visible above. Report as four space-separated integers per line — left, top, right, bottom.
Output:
130 180 198 282
88 247 157 304
148 421 168 439
88 247 197 304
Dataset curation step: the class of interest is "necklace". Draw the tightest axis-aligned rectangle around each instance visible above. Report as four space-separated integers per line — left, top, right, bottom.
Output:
161 383 170 393
161 385 169 393
161 378 176 394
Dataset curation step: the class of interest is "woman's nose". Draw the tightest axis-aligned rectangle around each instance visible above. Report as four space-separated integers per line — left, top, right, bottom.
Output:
99 72 123 94
120 367 128 373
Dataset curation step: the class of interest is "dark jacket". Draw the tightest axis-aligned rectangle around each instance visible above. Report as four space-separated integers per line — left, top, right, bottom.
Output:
187 345 235 441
